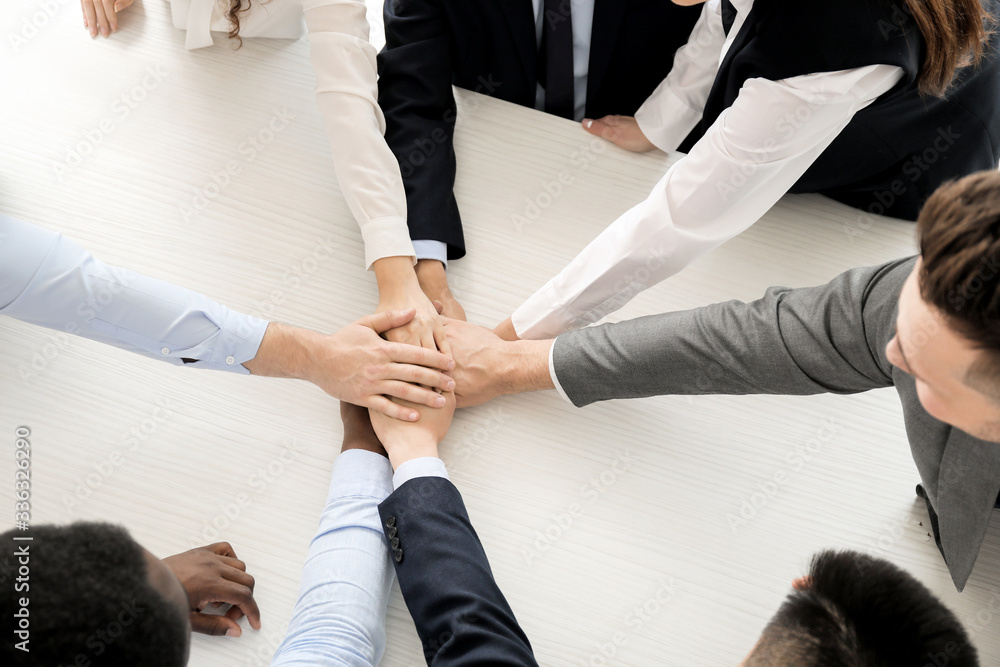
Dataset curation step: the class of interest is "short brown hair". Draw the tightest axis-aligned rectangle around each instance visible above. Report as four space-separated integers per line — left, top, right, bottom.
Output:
918 170 1000 399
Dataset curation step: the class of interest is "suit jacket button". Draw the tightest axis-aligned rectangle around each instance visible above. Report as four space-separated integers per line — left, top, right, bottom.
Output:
386 516 396 528
390 537 400 549
387 526 397 539
394 548 403 563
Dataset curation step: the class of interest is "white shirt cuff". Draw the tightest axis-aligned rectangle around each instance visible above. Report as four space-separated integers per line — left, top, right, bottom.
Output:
634 86 705 154
329 449 395 502
392 457 449 490
548 337 573 405
412 240 449 268
362 216 416 270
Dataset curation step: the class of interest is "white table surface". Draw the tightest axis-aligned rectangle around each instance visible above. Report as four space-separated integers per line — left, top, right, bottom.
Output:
2 1 999 665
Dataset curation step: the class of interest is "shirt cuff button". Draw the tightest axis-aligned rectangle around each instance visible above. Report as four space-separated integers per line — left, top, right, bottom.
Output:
226 356 235 365
160 347 170 355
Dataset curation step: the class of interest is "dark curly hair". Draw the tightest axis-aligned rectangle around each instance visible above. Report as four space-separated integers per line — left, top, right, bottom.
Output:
226 0 272 47
0 522 189 667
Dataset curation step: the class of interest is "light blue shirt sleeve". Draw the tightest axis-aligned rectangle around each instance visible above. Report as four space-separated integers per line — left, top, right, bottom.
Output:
0 214 268 374
271 449 396 667
411 240 449 268
392 456 449 490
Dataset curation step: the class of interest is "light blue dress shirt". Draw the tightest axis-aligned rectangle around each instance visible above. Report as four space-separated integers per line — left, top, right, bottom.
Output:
271 450 448 665
0 214 268 373
414 0 595 267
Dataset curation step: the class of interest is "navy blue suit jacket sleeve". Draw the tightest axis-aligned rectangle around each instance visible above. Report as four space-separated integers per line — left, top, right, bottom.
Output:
378 477 539 666
378 0 465 259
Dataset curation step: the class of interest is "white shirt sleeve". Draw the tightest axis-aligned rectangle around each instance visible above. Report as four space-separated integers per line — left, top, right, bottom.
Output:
302 0 415 269
392 456 449 490
634 0 727 152
271 449 396 667
511 64 905 339
0 214 268 374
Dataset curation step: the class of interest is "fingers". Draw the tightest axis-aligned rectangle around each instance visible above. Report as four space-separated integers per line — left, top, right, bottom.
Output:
358 308 416 334
101 0 118 31
82 0 98 36
582 115 625 144
209 580 261 631
433 320 453 357
91 0 110 36
190 610 242 637
385 340 454 371
432 300 445 315
386 363 455 392
366 395 420 422
379 380 449 409
205 541 237 558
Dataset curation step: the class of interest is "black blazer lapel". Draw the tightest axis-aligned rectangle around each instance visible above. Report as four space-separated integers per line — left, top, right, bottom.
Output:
586 0 628 114
496 0 538 89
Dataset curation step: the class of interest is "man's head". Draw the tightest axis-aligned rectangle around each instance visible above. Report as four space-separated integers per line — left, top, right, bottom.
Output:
742 550 977 666
885 170 1000 441
0 522 190 667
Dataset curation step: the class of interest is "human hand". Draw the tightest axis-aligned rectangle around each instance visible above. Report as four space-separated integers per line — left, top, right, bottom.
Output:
162 542 261 637
243 312 456 422
444 318 556 407
378 281 451 356
369 392 456 469
82 0 133 38
312 311 457 420
582 115 656 152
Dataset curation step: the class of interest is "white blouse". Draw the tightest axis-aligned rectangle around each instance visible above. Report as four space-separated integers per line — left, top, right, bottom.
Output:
509 0 903 339
168 0 415 269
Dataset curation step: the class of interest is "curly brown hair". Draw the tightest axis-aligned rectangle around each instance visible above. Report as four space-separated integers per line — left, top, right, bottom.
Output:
225 0 271 47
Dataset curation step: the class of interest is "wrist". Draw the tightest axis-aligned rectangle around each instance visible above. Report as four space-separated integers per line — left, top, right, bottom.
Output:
385 435 439 470
243 323 322 383
373 256 420 296
502 340 556 396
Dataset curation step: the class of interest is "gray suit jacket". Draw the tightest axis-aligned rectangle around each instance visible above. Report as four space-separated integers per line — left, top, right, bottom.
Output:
552 257 1000 590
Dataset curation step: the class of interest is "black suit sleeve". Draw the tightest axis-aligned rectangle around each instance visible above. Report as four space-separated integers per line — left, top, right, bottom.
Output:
378 0 465 259
378 477 538 667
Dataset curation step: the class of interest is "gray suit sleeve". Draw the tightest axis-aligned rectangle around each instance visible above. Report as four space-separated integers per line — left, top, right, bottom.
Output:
553 258 917 406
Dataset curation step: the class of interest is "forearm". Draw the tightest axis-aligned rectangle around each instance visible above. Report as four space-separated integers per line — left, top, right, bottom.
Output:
1 215 267 374
634 0 725 152
305 0 414 269
550 260 911 407
271 450 395 666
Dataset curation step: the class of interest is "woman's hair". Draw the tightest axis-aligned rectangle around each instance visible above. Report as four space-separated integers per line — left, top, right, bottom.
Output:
905 0 994 96
226 0 269 48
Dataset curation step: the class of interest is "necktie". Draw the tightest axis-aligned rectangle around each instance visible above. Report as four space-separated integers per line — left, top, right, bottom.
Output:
538 0 575 119
720 0 737 36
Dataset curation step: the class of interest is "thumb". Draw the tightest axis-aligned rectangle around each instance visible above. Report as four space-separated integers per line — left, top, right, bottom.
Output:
582 116 620 142
190 611 243 637
356 308 416 334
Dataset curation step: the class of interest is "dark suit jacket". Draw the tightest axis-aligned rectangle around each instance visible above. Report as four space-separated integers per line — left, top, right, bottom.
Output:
377 0 702 259
379 476 539 666
552 257 1000 591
